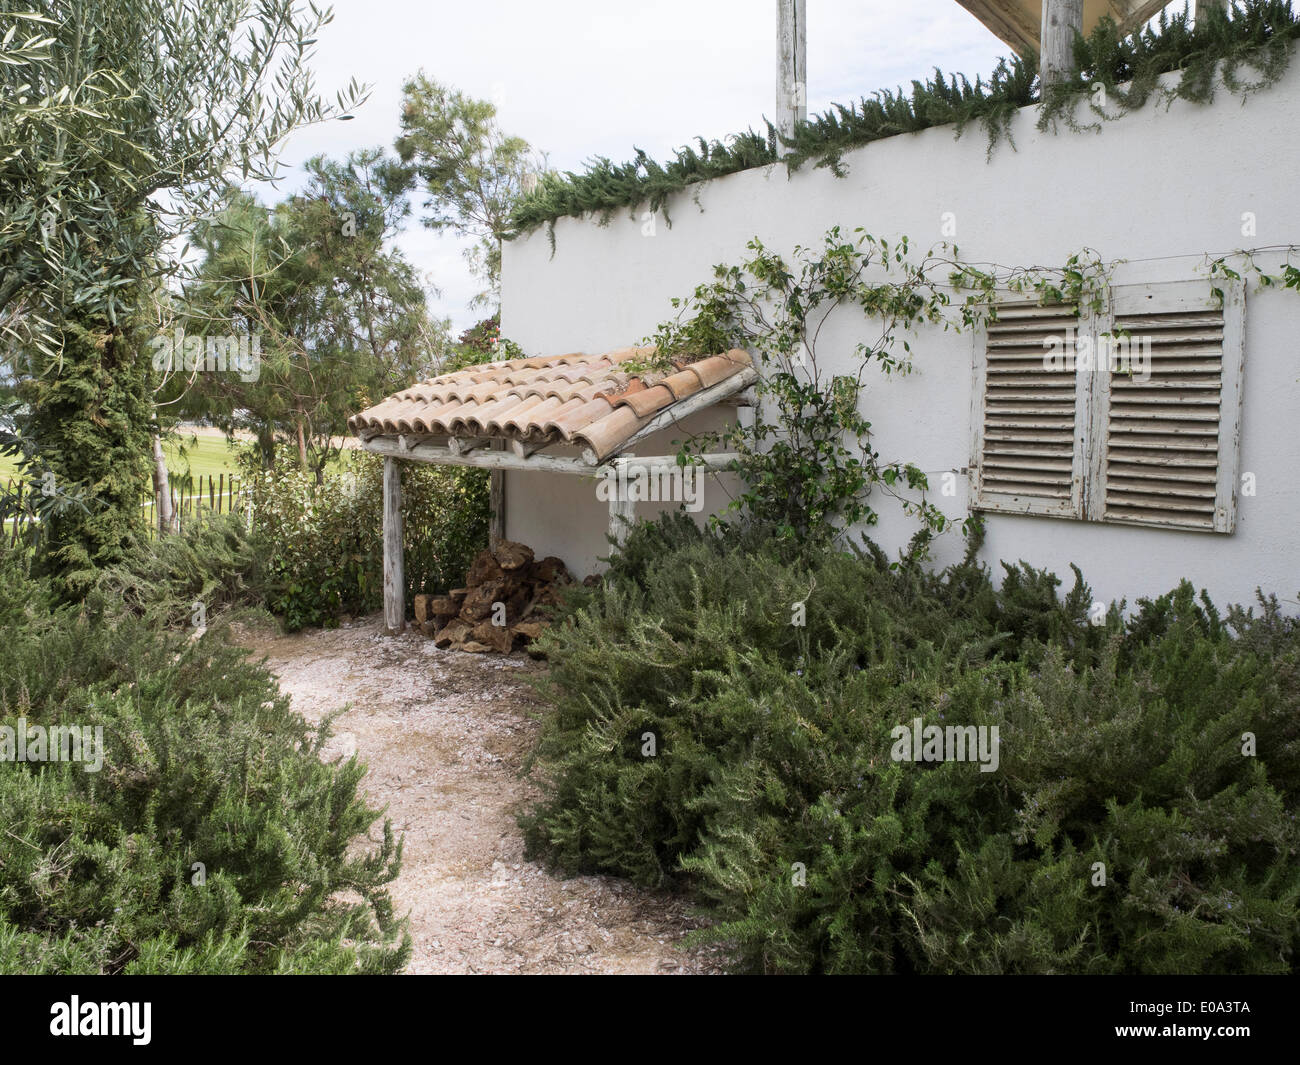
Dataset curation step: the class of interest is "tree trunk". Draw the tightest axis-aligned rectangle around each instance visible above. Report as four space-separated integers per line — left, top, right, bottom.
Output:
296 418 308 468
151 432 175 536
256 426 275 468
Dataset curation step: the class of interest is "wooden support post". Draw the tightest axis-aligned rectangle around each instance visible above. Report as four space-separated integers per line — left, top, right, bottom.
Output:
608 478 635 549
776 0 807 139
1039 0 1083 91
383 457 404 634
1194 0 1227 24
489 442 506 550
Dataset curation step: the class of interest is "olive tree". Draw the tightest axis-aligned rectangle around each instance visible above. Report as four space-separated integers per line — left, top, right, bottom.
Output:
0 0 364 593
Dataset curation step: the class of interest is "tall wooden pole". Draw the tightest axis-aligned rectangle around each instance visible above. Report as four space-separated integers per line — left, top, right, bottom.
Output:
1039 0 1084 91
383 456 405 634
776 0 807 138
1194 0 1228 23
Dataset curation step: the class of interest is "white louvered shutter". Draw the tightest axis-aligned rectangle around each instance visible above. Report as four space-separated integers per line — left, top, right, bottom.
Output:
971 301 1084 517
1098 281 1245 532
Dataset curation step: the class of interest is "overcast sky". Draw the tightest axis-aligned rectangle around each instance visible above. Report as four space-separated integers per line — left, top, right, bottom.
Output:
269 0 1012 332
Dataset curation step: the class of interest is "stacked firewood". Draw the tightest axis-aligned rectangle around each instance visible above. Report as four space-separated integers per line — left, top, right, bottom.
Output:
413 539 573 654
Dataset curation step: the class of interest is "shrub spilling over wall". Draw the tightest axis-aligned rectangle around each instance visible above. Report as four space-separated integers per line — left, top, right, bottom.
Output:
522 516 1300 974
508 2 1300 242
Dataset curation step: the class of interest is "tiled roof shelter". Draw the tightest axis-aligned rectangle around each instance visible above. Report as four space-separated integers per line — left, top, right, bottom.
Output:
350 346 754 464
351 346 758 633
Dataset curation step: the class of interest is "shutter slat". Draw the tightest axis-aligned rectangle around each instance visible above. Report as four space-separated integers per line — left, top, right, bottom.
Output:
1112 313 1224 328
1106 452 1218 468
1109 404 1221 421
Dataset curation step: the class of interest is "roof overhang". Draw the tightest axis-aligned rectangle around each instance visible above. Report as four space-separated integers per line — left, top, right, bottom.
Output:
955 0 1173 55
351 348 757 471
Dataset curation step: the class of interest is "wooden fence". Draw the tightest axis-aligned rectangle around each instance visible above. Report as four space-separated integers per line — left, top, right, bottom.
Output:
3 473 250 546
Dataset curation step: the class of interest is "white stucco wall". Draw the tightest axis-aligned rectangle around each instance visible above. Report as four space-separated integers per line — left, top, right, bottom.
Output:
500 405 743 576
501 68 1300 608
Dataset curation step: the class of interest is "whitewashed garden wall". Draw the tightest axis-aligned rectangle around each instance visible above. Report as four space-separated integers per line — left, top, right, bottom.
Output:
501 66 1300 609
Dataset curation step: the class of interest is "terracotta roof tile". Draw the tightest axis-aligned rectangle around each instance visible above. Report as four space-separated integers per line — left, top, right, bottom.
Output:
661 367 705 401
411 399 464 433
348 346 753 461
498 395 554 434
619 383 676 419
549 397 614 437
573 405 649 459
691 350 752 387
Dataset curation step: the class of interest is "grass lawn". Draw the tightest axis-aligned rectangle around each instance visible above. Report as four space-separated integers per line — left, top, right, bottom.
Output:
0 431 244 486
2 431 354 488
165 432 244 482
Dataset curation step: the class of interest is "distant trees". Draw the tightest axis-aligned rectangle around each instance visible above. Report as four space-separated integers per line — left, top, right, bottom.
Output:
396 75 542 307
171 150 446 479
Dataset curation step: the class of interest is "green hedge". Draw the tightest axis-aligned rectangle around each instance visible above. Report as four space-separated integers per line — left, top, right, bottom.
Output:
246 451 489 632
0 554 409 974
522 516 1300 974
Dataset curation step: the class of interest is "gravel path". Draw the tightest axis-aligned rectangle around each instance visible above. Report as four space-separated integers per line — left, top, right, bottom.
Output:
234 614 722 975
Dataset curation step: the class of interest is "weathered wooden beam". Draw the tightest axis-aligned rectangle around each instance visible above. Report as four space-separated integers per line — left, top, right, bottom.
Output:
510 438 546 459
382 457 404 635
776 0 807 138
586 367 759 465
1040 0 1084 90
954 0 1040 54
364 435 595 474
364 434 741 476
958 2 1170 57
720 387 759 408
610 453 741 475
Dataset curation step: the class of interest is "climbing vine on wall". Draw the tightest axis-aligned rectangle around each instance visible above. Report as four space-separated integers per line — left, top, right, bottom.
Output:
646 229 964 549
644 231 1299 553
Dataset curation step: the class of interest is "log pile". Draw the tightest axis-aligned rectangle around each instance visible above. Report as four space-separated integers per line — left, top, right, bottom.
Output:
414 539 573 654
